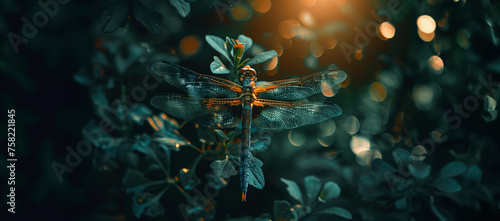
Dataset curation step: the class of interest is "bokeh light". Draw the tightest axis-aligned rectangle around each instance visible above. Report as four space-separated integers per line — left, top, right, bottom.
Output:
264 56 279 70
417 15 436 34
278 19 302 39
310 41 324 57
354 47 363 60
428 55 444 74
378 22 396 40
323 35 337 49
288 129 306 146
413 84 441 110
369 82 387 102
318 135 335 147
249 0 272 14
179 35 201 56
410 145 427 161
299 10 316 27
318 119 336 137
344 116 360 135
418 29 435 42
230 4 252 21
356 149 382 166
350 135 371 155
300 0 317 7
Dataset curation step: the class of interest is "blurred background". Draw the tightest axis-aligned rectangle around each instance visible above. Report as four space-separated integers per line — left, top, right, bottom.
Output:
1 0 500 220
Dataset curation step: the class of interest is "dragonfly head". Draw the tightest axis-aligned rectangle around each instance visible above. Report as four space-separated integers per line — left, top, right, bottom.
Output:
239 65 257 83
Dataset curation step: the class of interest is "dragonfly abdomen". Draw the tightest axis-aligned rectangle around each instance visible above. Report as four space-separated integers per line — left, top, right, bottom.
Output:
240 103 252 201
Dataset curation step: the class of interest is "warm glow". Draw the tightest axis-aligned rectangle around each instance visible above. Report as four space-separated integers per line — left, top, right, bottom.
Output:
249 0 272 14
339 74 350 88
278 19 302 39
310 41 324 57
378 22 396 40
264 56 278 70
265 68 278 76
299 10 316 27
300 0 317 7
356 150 382 166
350 135 371 155
179 35 201 56
413 85 434 105
230 4 252 21
354 47 363 60
323 35 337 49
369 82 387 102
428 55 444 74
417 15 436 34
272 42 284 56
418 29 435 42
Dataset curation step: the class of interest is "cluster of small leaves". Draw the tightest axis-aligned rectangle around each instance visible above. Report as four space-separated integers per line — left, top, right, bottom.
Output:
228 176 351 221
75 39 226 220
100 0 198 34
357 148 482 220
206 34 278 81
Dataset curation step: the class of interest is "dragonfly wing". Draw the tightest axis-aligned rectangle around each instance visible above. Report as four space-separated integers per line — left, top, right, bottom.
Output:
254 70 347 101
252 99 342 130
151 94 242 128
151 61 242 98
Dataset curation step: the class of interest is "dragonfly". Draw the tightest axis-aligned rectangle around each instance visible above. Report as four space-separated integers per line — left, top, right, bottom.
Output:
150 60 347 201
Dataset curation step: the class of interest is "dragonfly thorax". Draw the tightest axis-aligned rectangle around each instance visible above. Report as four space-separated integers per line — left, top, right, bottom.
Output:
239 65 257 83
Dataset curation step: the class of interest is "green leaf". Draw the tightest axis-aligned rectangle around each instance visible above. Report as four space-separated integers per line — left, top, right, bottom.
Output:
371 159 396 173
100 0 129 33
304 176 321 205
395 197 407 210
409 163 431 178
237 34 253 55
248 157 265 189
462 165 482 184
430 195 455 221
226 37 236 59
206 35 230 62
132 187 168 218
169 0 191 17
210 156 238 178
314 207 352 219
432 178 461 192
484 95 497 111
247 50 278 66
132 0 162 34
392 148 410 165
115 44 146 74
210 56 230 74
318 181 341 202
273 200 299 221
123 170 158 194
205 173 228 190
439 161 467 178
179 168 201 190
280 178 303 204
